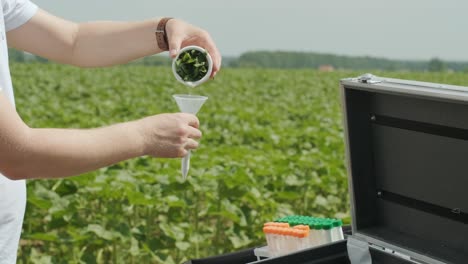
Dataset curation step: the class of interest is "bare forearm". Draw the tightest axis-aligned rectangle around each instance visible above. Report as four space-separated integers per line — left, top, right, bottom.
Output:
8 10 221 73
0 89 201 180
10 121 144 179
71 19 163 67
7 10 164 67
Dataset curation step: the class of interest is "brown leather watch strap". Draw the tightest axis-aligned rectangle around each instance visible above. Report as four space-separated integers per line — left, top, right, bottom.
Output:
155 17 173 51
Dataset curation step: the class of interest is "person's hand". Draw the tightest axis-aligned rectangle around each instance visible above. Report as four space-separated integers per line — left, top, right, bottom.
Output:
137 113 202 158
165 19 221 77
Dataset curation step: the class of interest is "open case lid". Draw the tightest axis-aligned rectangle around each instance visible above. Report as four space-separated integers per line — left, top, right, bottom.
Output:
340 74 468 264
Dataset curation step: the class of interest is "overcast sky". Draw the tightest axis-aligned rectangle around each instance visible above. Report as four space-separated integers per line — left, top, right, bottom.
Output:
33 0 468 61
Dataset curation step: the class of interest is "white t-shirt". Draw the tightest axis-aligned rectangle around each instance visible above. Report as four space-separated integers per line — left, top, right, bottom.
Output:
0 0 37 263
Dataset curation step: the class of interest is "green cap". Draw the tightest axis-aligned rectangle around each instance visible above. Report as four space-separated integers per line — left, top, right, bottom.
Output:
273 215 343 229
322 221 333 230
289 221 299 226
332 219 343 227
313 223 323 230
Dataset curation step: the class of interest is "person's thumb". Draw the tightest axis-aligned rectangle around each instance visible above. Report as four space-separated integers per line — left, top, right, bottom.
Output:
168 34 183 58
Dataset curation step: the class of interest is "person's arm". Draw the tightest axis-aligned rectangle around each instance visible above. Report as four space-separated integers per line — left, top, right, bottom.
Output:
0 92 201 180
6 9 221 75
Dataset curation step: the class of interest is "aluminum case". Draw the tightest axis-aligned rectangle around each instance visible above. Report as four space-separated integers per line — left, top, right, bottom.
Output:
341 74 468 264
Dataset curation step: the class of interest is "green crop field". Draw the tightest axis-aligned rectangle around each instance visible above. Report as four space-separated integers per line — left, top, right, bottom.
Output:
10 63 468 263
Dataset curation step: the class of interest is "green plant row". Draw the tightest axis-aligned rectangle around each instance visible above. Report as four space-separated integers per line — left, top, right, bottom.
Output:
11 63 468 263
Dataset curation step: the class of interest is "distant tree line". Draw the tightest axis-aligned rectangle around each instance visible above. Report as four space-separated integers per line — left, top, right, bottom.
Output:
8 48 468 72
231 51 468 72
7 48 170 66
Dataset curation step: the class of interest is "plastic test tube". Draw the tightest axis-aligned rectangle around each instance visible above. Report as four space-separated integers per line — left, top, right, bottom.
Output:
263 226 273 254
263 226 279 257
288 229 299 253
310 222 323 247
266 225 310 255
266 226 291 257
331 219 344 241
291 229 302 254
263 223 290 257
278 228 290 256
293 225 310 250
272 229 281 257
321 221 333 244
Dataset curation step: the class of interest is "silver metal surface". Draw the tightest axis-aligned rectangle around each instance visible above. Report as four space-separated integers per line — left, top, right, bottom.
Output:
339 81 359 233
341 74 468 104
354 233 447 264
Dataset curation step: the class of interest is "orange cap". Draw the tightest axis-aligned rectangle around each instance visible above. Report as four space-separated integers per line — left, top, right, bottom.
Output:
298 230 309 238
264 226 311 237
293 225 310 237
277 227 286 235
288 229 305 238
263 226 286 235
293 225 310 231
264 222 290 228
263 226 274 234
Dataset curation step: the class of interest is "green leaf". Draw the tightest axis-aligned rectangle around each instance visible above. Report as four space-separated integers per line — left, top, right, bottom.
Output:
175 241 191 251
26 232 58 242
86 224 117 241
130 237 140 256
159 223 185 241
30 248 52 264
126 190 152 205
228 232 252 249
164 195 186 208
276 191 302 200
27 196 52 209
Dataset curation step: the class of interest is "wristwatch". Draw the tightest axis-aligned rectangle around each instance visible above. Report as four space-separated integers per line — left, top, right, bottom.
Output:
155 17 173 51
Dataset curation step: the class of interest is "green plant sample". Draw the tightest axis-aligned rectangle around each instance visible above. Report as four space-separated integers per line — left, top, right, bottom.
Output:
175 49 209 82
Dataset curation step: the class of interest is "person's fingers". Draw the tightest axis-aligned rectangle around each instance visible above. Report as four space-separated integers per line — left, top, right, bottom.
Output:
184 138 199 150
211 45 222 76
178 148 188 157
179 113 200 128
186 126 202 139
210 48 222 77
167 21 184 58
199 34 221 77
181 33 221 77
168 36 183 58
167 19 221 76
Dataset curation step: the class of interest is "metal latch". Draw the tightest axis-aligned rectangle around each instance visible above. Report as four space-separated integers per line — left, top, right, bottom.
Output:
357 73 382 84
347 236 373 264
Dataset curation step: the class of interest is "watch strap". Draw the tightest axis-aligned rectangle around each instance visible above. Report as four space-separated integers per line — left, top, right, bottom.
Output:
155 17 173 51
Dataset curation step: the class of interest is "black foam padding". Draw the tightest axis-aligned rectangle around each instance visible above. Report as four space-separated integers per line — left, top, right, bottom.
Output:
185 247 257 264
